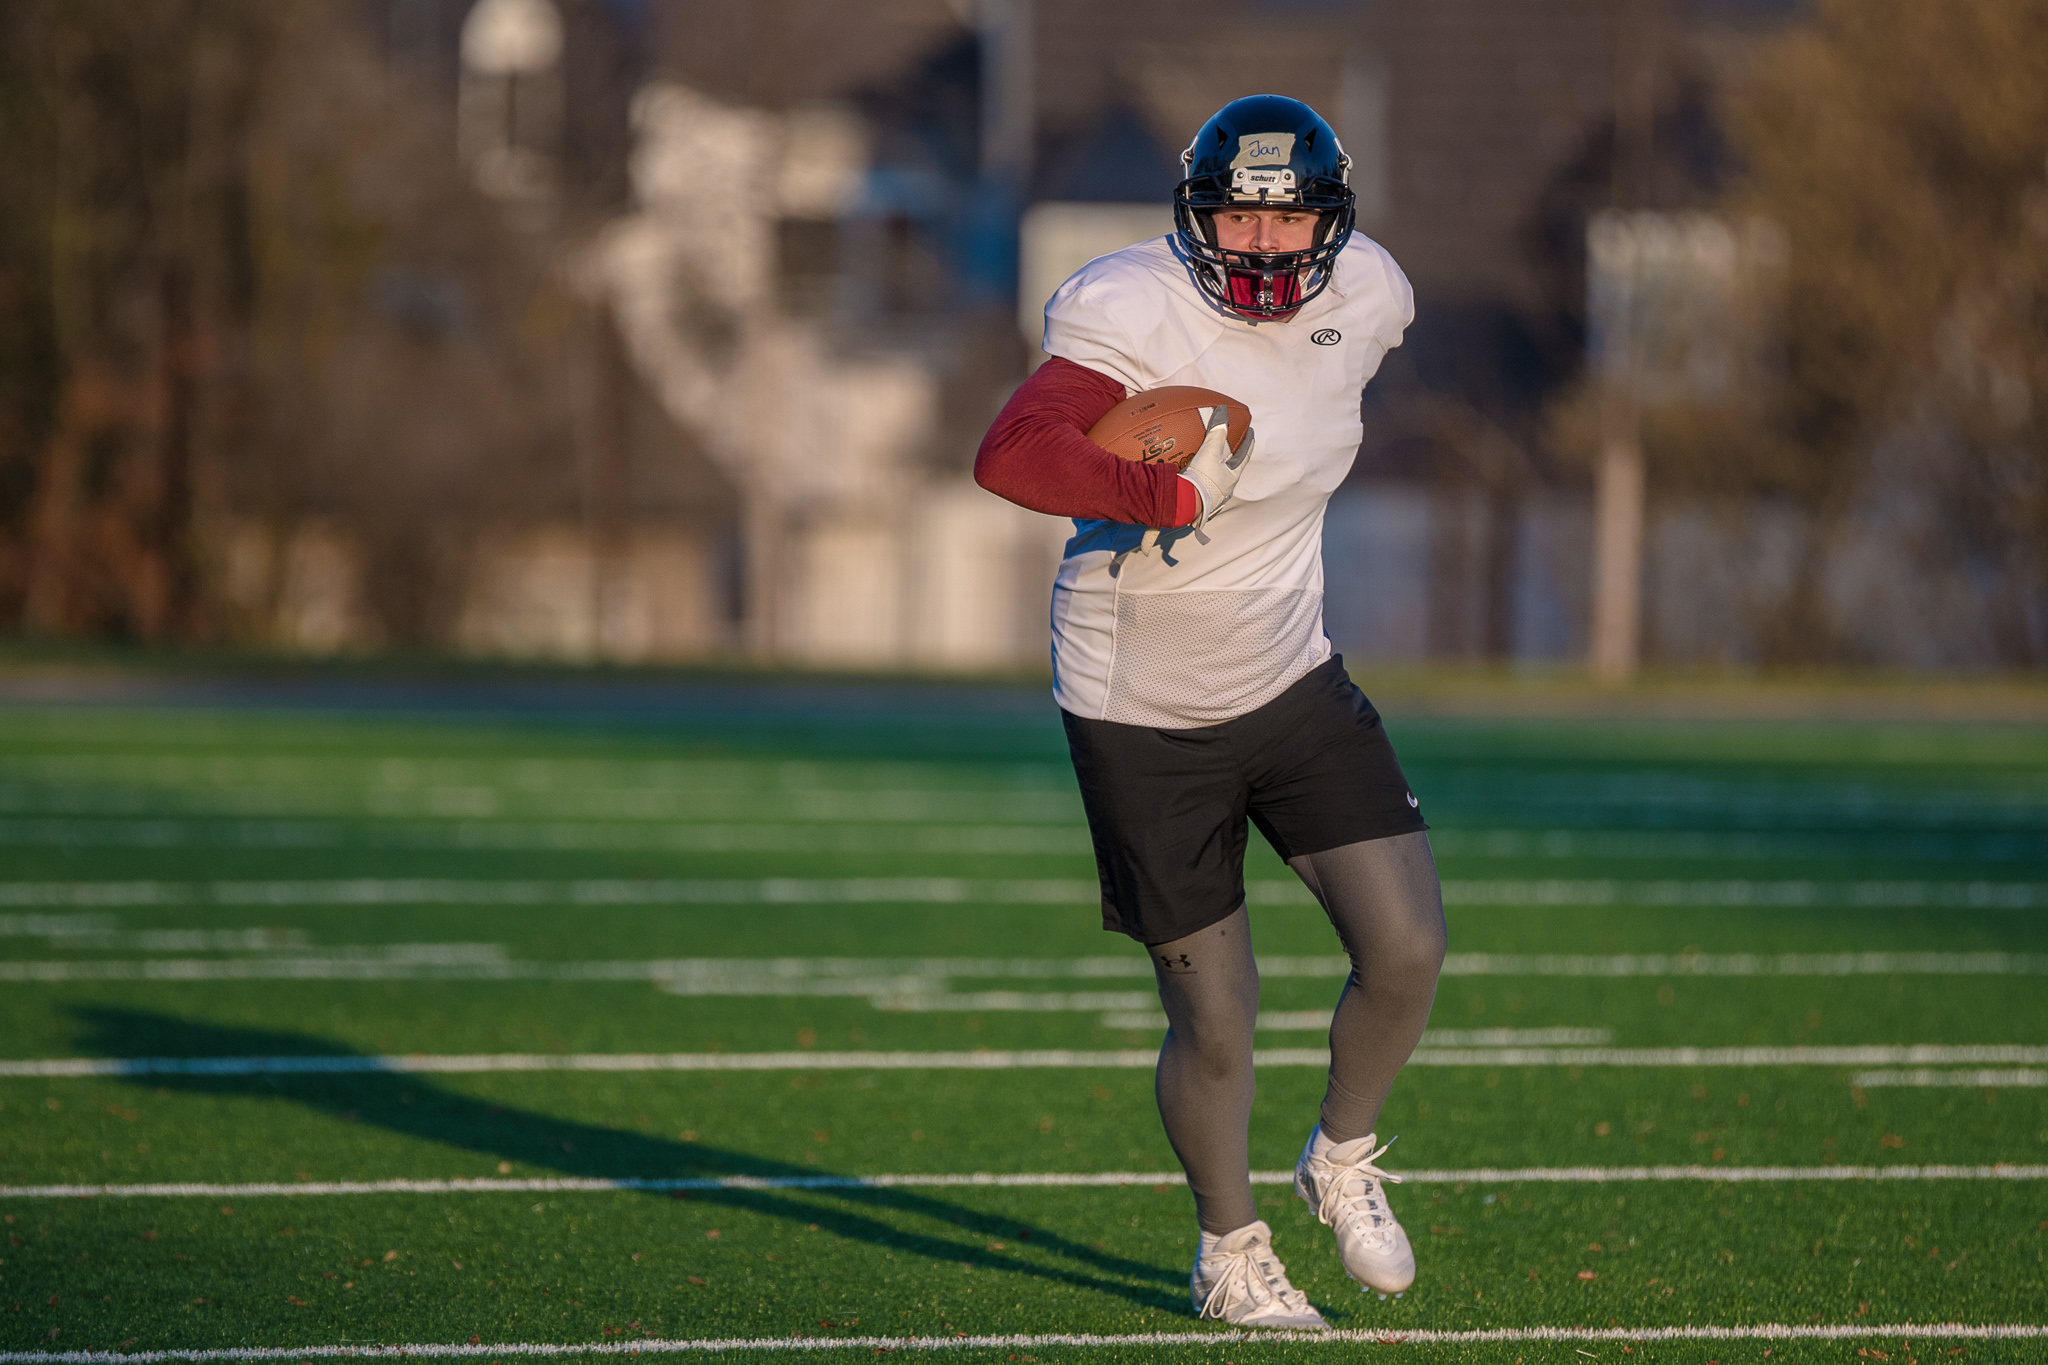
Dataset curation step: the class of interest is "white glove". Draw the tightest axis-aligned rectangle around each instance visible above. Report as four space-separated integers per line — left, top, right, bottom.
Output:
1178 405 1254 530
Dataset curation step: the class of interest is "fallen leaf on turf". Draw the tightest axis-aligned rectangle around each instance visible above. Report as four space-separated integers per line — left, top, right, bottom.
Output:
468 1337 480 1346
687 1277 705 1286
287 1297 307 1307
705 1229 720 1239
1577 1270 1598 1280
497 1162 512 1174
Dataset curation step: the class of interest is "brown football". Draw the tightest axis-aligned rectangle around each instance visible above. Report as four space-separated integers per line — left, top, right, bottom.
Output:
1085 386 1252 471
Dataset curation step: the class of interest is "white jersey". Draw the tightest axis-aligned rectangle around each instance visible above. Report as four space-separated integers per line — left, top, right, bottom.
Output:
1042 232 1414 729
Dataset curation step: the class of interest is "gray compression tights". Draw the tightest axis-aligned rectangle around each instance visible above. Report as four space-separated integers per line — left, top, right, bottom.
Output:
1148 830 1446 1235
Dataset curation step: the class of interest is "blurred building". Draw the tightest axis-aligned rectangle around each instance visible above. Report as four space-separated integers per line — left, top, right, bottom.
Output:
338 0 1810 671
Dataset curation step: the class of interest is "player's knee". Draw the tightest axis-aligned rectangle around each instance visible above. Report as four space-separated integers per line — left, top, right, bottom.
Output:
1398 927 1447 983
1358 930 1444 992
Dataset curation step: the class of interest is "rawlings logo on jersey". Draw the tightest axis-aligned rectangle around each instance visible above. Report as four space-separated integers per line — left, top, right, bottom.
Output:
1311 329 1341 345
1229 133 1295 169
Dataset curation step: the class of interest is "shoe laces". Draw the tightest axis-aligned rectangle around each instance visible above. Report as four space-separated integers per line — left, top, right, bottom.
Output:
1196 1241 1312 1321
1311 1135 1404 1248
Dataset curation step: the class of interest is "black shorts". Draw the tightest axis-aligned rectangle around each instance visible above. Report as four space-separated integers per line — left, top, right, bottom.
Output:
1061 655 1426 945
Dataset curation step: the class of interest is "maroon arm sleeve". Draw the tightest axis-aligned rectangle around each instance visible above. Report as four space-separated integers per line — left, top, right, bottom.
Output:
975 357 1199 527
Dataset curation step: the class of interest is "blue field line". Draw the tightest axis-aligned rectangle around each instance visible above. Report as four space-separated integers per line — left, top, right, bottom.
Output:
2 1321 2046 1359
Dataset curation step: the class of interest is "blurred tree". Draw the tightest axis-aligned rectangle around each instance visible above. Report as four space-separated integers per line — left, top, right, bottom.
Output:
1726 0 2048 661
0 1 284 639
0 1 586 647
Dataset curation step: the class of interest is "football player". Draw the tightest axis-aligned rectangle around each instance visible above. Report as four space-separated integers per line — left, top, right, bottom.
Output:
976 94 1443 1329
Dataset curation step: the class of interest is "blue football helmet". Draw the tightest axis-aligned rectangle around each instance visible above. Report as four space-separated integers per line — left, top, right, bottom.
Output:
1174 94 1356 319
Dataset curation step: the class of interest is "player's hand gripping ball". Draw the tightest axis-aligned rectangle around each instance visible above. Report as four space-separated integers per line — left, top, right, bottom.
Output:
1085 386 1255 529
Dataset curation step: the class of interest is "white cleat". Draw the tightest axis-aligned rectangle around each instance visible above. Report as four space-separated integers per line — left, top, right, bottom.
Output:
1189 1219 1329 1330
1294 1126 1417 1294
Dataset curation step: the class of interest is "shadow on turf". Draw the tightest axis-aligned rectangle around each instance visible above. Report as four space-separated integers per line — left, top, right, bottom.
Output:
74 1007 1189 1314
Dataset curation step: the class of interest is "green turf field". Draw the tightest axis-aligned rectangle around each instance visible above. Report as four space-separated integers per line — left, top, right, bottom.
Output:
1 678 2044 1363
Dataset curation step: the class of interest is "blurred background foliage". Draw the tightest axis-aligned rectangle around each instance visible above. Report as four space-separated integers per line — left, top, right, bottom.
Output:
0 0 583 646
1728 0 2048 661
1541 0 2048 666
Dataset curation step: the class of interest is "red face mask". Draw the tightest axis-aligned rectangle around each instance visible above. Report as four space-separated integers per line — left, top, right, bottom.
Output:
1224 266 1303 315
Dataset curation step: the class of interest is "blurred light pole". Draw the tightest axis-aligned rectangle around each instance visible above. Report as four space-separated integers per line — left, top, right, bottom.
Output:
1588 210 1646 685
977 0 1034 189
966 0 1033 300
1588 0 1660 684
458 0 563 217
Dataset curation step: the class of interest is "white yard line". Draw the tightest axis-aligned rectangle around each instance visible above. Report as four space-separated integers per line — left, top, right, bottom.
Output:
2 1323 2045 1359
0 879 1099 908
0 820 1093 855
1428 828 2048 861
1429 880 2048 909
1098 1013 1613 1039
2 877 2046 909
4 948 2046 985
7 819 2046 862
6 1163 2046 1200
1854 1068 2048 1088
1433 949 2048 975
7 1043 2047 1079
4 933 2048 986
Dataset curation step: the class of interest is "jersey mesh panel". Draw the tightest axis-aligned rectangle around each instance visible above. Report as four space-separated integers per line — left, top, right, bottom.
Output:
1102 588 1326 728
